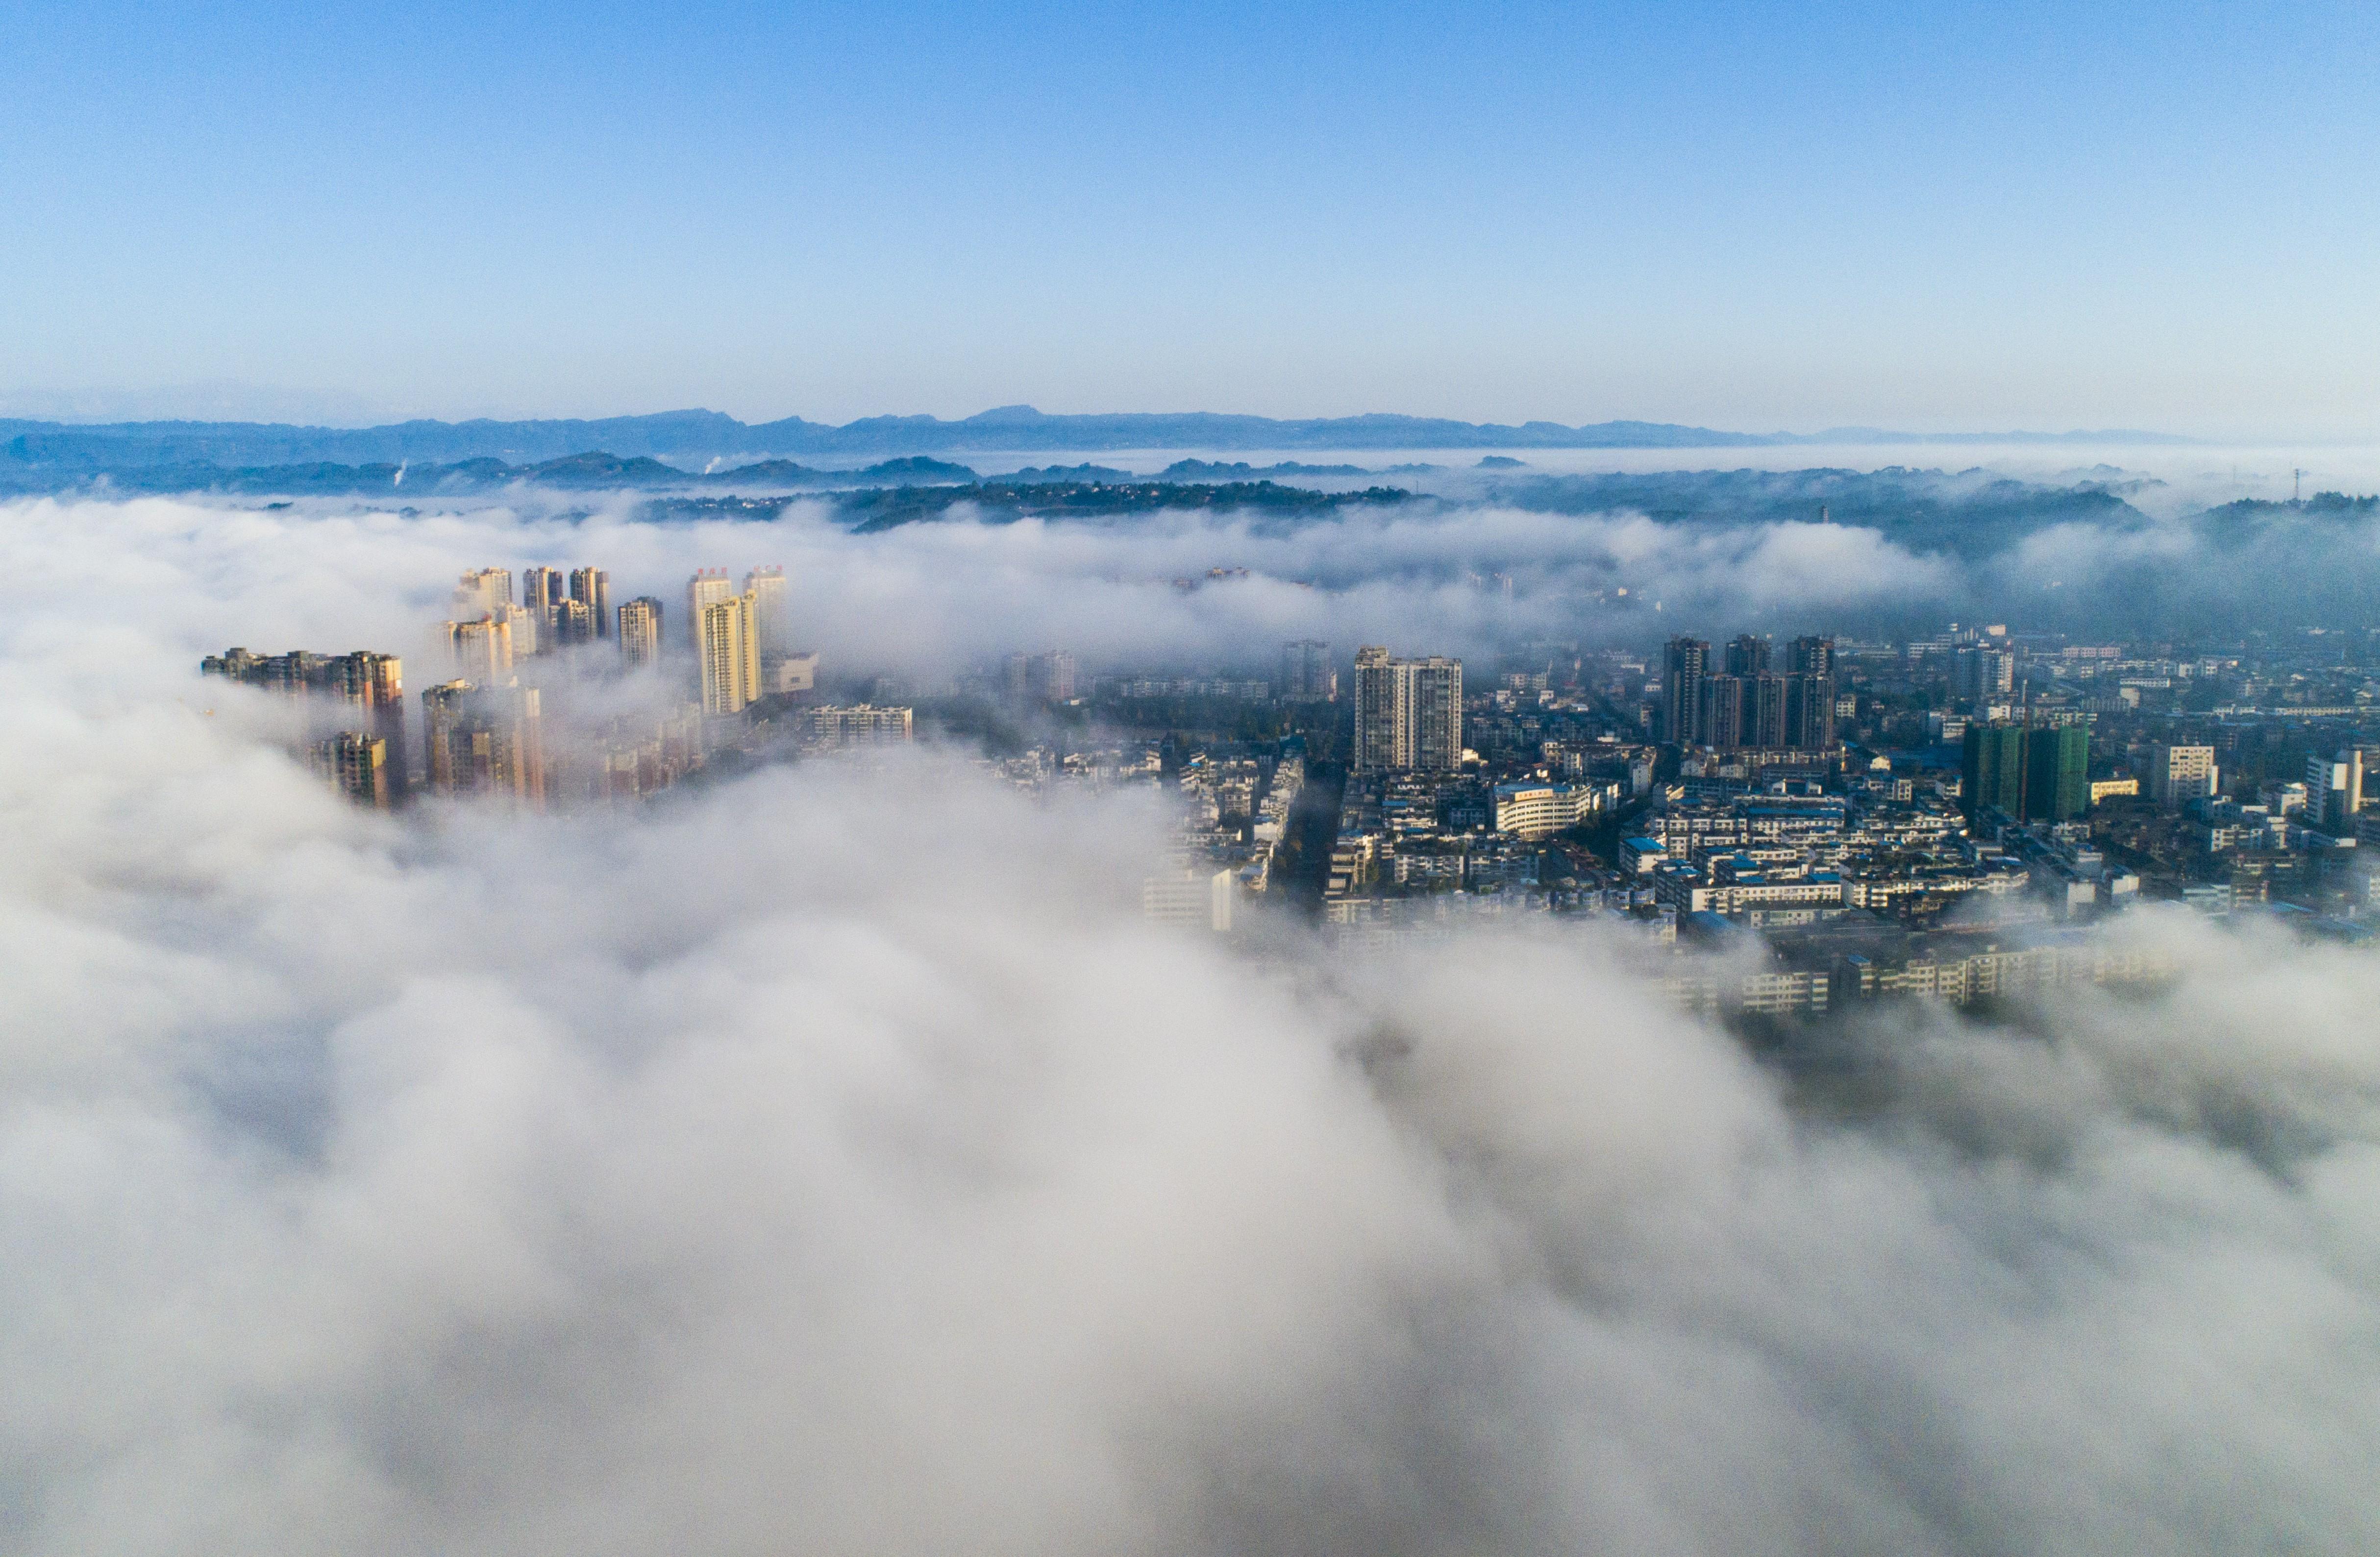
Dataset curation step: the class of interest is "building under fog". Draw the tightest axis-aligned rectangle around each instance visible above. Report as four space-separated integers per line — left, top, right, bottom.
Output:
618 597 663 669
202 647 408 798
422 679 545 806
1279 639 1336 701
311 730 392 809
570 567 611 638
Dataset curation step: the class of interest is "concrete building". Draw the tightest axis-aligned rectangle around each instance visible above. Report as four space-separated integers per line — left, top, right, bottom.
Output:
2025 724 2090 822
1700 673 1746 751
2149 744 2219 806
744 566 789 655
1280 639 1336 700
446 615 514 681
1958 643 2016 706
1494 781 1611 839
311 730 392 808
568 568 611 638
1662 637 1709 744
1142 868 1235 932
618 597 663 669
551 598 596 648
809 703 914 744
687 569 737 654
1724 634 1770 677
2307 750 2365 829
1354 647 1462 772
697 591 762 717
453 568 513 618
1005 650 1077 703
522 566 567 611
765 651 819 696
1961 724 2028 818
422 680 545 805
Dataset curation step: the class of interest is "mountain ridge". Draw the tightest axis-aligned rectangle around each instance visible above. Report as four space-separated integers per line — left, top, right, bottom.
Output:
0 405 2193 469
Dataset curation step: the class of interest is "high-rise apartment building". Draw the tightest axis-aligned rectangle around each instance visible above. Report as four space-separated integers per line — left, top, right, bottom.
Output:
1961 723 2029 819
2149 744 2219 807
1751 674 1790 749
1724 634 1770 677
311 731 392 808
1787 636 1835 677
1030 650 1075 703
618 597 663 669
329 652 406 789
453 568 513 618
1280 640 1336 701
1962 723 2089 822
1700 674 1746 752
569 568 611 638
446 615 514 681
201 648 407 777
523 567 567 611
495 602 539 657
1784 673 1836 751
744 566 789 656
1958 644 2016 706
1662 638 1709 746
1004 651 1077 703
2025 724 2089 822
697 592 762 716
1353 647 1462 772
552 598 596 648
809 704 915 744
422 680 545 805
688 569 737 654
2306 750 2365 829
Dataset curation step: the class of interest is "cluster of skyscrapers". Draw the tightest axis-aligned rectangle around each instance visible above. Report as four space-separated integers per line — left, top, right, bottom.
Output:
205 555 824 810
687 565 815 715
199 647 410 804
447 564 648 675
1661 635 1838 752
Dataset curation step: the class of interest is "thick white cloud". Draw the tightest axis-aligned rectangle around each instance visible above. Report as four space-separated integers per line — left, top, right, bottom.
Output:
1 493 2377 1554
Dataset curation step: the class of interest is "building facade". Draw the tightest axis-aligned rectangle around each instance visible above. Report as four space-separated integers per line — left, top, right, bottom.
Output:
618 597 663 669
1354 647 1463 773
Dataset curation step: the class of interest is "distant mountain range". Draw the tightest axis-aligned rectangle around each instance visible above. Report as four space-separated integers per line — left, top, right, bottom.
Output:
0 405 2193 473
0 451 1447 498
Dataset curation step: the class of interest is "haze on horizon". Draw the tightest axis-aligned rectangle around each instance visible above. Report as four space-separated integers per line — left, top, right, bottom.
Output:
3 0 2376 441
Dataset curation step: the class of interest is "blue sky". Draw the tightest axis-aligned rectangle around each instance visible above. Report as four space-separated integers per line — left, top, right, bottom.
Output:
2 0 2374 435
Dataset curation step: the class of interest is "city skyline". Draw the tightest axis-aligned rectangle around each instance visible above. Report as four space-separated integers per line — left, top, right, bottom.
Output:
10 2 2380 1548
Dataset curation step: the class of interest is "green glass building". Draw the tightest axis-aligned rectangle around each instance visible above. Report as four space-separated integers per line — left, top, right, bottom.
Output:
1960 722 2090 822
1961 724 2028 818
2024 723 2090 821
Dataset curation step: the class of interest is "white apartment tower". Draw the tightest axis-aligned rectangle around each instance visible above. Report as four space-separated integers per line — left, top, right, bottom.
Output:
453 568 513 618
618 597 663 670
698 592 763 717
687 569 737 654
446 615 515 681
2148 744 2218 806
744 566 790 656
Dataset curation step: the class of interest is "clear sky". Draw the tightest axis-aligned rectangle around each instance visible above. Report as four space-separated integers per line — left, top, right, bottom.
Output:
2 0 2374 437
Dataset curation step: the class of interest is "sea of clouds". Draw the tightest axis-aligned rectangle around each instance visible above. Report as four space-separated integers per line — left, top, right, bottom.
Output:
2 491 2378 1554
